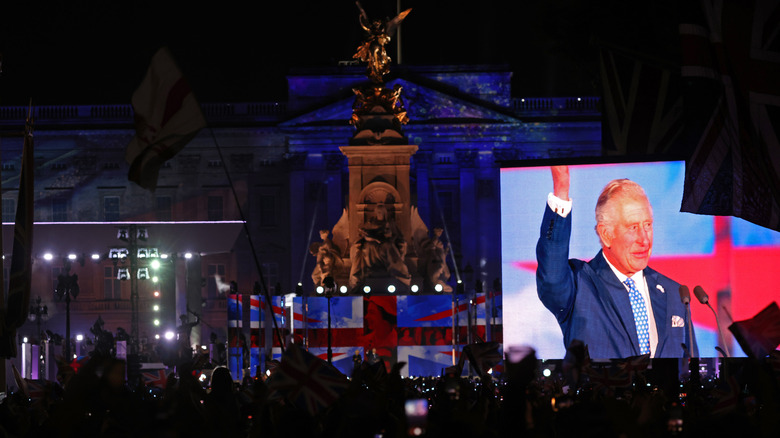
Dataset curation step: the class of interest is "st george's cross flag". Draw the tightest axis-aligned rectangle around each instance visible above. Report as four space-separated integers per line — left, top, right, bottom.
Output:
126 47 206 190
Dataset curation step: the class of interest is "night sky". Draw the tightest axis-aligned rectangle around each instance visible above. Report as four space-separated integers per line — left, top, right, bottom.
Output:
0 1 680 105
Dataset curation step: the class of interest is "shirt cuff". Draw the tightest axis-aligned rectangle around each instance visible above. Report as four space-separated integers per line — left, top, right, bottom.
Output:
547 193 573 217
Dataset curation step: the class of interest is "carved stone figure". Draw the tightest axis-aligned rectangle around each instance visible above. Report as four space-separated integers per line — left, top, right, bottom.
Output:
349 204 411 287
310 229 342 286
353 1 412 83
420 227 452 291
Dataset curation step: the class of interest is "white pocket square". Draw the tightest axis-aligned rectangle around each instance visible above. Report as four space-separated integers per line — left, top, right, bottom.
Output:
671 315 685 328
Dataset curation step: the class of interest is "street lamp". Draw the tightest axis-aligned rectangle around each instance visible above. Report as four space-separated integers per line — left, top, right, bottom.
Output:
28 296 49 342
54 261 80 360
28 296 50 379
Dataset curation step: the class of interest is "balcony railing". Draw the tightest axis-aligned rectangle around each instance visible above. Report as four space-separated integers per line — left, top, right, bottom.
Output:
0 102 289 127
0 97 600 128
511 97 600 118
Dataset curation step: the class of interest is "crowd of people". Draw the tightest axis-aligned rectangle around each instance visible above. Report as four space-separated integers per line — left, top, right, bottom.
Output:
1 342 778 438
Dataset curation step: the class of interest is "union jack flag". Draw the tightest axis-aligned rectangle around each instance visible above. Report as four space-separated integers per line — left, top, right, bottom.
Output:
617 353 650 374
615 353 650 385
680 0 780 231
23 378 57 408
599 44 684 156
142 369 168 389
710 375 740 415
267 344 349 415
585 364 631 392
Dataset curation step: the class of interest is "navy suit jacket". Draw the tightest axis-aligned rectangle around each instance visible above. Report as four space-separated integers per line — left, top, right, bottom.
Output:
536 205 697 359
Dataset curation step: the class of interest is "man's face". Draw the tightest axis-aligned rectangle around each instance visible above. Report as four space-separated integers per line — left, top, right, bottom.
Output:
600 196 653 276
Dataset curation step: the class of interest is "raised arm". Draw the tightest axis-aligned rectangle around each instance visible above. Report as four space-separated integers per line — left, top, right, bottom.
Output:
551 165 570 201
536 165 576 323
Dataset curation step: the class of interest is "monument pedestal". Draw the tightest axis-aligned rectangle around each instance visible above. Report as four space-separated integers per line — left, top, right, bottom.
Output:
325 144 430 293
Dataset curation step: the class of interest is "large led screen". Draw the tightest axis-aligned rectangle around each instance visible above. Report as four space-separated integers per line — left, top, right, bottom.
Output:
501 160 780 359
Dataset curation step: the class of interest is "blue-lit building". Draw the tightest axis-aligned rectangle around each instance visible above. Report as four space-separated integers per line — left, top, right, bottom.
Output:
1 64 601 376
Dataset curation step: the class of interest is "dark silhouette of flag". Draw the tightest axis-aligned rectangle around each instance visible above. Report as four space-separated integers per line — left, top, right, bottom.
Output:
768 351 780 386
462 341 502 378
126 47 206 191
0 111 34 359
267 343 349 415
599 44 684 156
616 353 651 384
24 378 58 410
728 301 780 359
710 375 740 415
585 361 631 392
680 0 780 231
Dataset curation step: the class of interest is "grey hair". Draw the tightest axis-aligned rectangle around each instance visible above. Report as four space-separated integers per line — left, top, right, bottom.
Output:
594 179 651 237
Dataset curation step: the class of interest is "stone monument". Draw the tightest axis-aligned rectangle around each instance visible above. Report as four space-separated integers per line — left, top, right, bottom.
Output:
310 3 451 293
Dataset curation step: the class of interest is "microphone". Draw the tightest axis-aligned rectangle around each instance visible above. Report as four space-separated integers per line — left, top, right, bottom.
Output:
693 286 730 357
678 285 691 305
679 285 693 358
692 286 708 304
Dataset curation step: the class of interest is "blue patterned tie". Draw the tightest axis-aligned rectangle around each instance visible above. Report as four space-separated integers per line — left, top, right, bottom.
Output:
624 277 650 355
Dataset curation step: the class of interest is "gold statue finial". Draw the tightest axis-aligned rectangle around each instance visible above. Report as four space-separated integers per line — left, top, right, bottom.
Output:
353 1 412 83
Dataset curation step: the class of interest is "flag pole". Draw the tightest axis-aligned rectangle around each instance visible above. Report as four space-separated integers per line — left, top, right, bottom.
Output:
0 114 5 395
207 128 286 353
0 101 35 391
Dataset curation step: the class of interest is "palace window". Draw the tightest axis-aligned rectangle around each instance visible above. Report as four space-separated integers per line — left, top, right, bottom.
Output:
104 266 122 300
104 196 120 221
52 199 68 222
261 262 279 295
208 196 223 221
2 198 14 222
156 196 172 221
258 194 277 226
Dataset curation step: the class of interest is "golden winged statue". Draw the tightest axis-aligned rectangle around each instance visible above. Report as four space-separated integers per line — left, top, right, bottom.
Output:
353 1 412 83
